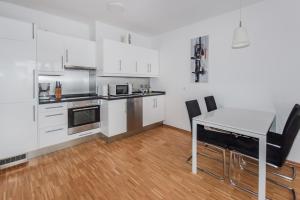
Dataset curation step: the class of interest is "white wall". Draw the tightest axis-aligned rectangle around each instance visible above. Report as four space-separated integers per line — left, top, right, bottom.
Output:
151 0 300 162
94 21 153 49
0 1 90 39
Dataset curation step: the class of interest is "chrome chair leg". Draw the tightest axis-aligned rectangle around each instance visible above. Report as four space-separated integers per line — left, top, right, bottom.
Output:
229 151 296 200
187 143 226 180
239 156 296 181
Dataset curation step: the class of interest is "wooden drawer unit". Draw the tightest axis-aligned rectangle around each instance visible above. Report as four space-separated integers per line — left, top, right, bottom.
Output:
39 125 68 148
38 103 67 128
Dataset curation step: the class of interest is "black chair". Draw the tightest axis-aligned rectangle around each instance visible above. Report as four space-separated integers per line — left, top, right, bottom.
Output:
228 104 300 200
204 96 217 112
185 100 235 180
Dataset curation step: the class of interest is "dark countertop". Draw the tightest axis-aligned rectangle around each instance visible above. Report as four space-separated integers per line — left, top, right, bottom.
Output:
39 91 166 105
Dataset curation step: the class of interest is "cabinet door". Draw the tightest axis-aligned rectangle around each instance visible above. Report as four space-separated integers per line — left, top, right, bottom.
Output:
0 102 37 159
148 50 160 77
39 125 68 148
143 96 165 126
143 96 156 126
108 99 127 136
0 38 36 103
37 30 64 75
103 40 124 74
123 45 138 75
155 95 165 122
65 37 96 68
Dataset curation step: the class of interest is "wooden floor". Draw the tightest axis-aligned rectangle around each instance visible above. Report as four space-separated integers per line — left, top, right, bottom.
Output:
0 126 299 200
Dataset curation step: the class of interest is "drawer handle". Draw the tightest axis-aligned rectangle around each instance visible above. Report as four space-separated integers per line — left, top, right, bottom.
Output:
46 128 64 133
45 106 64 109
45 113 64 118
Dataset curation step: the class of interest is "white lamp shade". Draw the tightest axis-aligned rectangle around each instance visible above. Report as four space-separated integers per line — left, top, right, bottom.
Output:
232 26 250 49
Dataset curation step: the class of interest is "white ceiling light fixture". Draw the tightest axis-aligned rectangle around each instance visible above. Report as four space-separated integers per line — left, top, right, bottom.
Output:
232 0 250 49
106 1 125 13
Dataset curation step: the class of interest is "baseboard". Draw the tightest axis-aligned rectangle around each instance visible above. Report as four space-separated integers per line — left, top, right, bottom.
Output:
103 122 163 143
162 124 191 135
162 125 300 168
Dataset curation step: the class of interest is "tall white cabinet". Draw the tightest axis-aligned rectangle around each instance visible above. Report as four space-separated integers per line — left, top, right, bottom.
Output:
0 17 37 159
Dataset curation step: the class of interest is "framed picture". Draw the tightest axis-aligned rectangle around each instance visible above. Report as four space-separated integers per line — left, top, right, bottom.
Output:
191 35 209 83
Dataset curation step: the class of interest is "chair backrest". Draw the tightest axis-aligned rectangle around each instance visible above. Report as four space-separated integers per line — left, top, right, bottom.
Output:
204 96 217 112
282 104 300 137
185 100 202 130
279 104 300 166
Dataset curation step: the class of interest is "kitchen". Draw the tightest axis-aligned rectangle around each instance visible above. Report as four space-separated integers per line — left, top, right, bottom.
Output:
1 1 300 200
0 17 165 167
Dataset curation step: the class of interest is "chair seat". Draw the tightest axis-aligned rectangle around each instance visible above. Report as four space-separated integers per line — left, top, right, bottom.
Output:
197 125 235 149
267 131 282 147
229 137 284 167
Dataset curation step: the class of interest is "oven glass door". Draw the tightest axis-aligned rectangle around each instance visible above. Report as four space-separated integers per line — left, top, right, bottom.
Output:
116 85 129 95
68 105 100 128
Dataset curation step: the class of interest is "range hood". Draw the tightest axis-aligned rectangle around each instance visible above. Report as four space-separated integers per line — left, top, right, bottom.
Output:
64 65 96 70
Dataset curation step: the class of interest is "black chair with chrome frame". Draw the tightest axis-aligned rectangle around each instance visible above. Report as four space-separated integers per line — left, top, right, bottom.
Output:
185 100 235 180
228 104 300 200
204 96 217 112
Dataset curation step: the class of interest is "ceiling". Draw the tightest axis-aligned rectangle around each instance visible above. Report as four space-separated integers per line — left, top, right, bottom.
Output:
1 0 263 36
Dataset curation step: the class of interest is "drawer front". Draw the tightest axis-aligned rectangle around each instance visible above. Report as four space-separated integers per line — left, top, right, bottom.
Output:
39 125 68 148
39 109 67 128
39 103 67 114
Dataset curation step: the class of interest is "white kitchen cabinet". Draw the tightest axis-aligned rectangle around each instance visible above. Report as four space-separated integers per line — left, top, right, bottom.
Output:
100 99 127 137
37 30 65 75
0 102 37 159
38 103 68 148
0 17 37 160
97 39 159 77
143 95 165 126
39 125 68 148
64 36 96 69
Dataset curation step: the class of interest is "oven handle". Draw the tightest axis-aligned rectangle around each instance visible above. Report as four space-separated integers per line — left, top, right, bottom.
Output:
72 106 99 112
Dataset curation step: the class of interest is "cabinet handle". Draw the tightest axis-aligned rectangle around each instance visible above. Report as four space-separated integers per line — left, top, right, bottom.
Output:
150 64 152 73
33 69 36 99
61 56 64 69
135 61 138 72
119 60 122 71
46 128 64 133
45 113 64 118
32 23 35 39
66 49 69 63
33 105 36 122
45 106 64 109
153 99 155 108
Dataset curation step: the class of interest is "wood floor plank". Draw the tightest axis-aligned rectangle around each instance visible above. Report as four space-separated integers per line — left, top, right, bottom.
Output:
0 126 299 200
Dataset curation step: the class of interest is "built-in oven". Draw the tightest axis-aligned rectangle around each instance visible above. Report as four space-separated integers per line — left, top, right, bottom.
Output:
67 100 100 135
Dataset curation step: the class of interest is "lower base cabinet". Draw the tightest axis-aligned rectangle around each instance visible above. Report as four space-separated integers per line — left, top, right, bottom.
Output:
100 99 127 137
143 95 165 126
39 125 68 148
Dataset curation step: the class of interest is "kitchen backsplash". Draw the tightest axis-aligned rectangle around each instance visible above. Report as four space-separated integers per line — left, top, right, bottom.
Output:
39 70 150 95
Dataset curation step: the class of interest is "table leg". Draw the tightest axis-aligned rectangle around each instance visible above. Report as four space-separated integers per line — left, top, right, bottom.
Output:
192 119 197 174
258 135 267 200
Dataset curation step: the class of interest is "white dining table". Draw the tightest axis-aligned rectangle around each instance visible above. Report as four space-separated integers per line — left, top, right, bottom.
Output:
192 108 275 200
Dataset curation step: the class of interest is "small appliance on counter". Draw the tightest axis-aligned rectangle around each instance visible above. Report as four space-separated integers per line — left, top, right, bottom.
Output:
109 83 133 96
39 83 50 100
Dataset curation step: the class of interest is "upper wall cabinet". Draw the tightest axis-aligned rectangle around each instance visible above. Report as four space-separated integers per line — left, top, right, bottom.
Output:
97 39 159 77
37 30 65 75
64 37 96 69
37 30 96 75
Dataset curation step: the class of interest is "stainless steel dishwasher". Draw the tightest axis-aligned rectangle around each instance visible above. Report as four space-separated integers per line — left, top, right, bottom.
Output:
127 97 143 132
